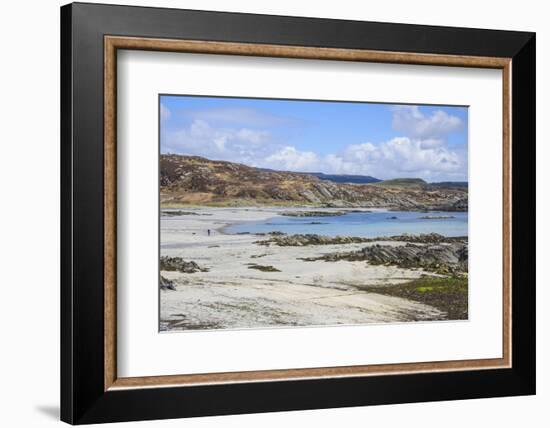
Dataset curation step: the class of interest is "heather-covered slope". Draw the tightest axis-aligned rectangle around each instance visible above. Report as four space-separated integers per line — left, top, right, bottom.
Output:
160 154 467 210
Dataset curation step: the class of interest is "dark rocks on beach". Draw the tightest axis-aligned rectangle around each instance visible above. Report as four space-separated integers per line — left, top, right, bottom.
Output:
304 241 468 275
160 256 208 273
160 276 176 291
161 210 213 217
418 215 456 220
161 210 199 217
246 263 281 272
256 234 372 246
362 243 466 272
256 232 466 247
250 254 268 259
280 210 347 217
254 231 286 237
384 233 466 244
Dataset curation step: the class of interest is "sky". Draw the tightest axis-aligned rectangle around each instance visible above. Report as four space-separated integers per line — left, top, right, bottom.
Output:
160 95 468 182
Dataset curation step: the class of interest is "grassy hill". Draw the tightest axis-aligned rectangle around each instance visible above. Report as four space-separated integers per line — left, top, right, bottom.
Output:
372 178 428 189
430 181 468 189
160 154 467 211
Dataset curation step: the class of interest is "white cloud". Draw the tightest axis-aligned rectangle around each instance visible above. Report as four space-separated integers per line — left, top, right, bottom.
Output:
259 137 465 181
391 106 463 139
161 106 467 181
264 146 319 171
162 119 272 164
236 128 270 144
418 138 444 149
312 137 465 180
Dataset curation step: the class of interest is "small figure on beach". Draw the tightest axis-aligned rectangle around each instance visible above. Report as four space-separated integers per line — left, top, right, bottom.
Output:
207 229 211 236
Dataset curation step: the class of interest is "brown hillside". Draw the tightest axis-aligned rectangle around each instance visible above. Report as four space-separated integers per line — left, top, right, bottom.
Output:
160 155 467 210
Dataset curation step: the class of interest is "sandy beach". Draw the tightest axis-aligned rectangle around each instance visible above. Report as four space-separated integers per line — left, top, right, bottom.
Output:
160 207 447 331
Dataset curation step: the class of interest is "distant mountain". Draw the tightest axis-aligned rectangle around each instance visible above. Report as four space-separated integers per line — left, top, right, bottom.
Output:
257 168 381 184
429 181 468 189
307 172 381 184
160 155 467 210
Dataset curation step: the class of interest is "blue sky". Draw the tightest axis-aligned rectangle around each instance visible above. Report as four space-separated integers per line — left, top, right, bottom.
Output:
160 95 468 181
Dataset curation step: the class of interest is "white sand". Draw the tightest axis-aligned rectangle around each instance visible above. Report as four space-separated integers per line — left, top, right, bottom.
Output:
160 207 443 331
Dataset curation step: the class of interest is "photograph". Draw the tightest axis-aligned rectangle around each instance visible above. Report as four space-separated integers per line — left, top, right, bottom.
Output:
159 95 469 331
55 2 536 424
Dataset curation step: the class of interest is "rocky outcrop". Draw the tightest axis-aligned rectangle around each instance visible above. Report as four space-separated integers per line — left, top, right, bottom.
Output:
303 241 468 275
419 215 455 220
380 233 466 244
256 232 466 247
246 263 281 272
160 276 176 291
446 198 468 211
161 210 199 217
280 210 346 217
256 234 372 246
160 256 208 273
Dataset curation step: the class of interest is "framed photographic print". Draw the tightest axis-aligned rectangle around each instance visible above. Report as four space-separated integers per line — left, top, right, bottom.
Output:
60 2 536 424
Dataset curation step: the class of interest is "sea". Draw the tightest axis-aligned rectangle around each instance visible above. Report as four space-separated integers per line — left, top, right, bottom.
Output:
225 210 468 238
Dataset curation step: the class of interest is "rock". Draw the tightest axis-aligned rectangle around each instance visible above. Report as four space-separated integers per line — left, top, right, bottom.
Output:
381 233 466 244
160 276 176 291
450 198 468 211
426 198 468 212
256 232 466 247
246 263 281 272
280 210 347 217
304 241 469 274
160 256 208 273
457 245 468 271
255 233 372 246
418 215 456 219
161 210 199 217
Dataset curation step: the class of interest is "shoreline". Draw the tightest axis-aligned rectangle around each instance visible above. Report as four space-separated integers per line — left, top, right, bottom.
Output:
163 206 390 236
160 206 467 331
161 205 465 237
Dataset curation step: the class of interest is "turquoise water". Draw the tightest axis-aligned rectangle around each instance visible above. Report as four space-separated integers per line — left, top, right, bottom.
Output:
225 211 468 238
